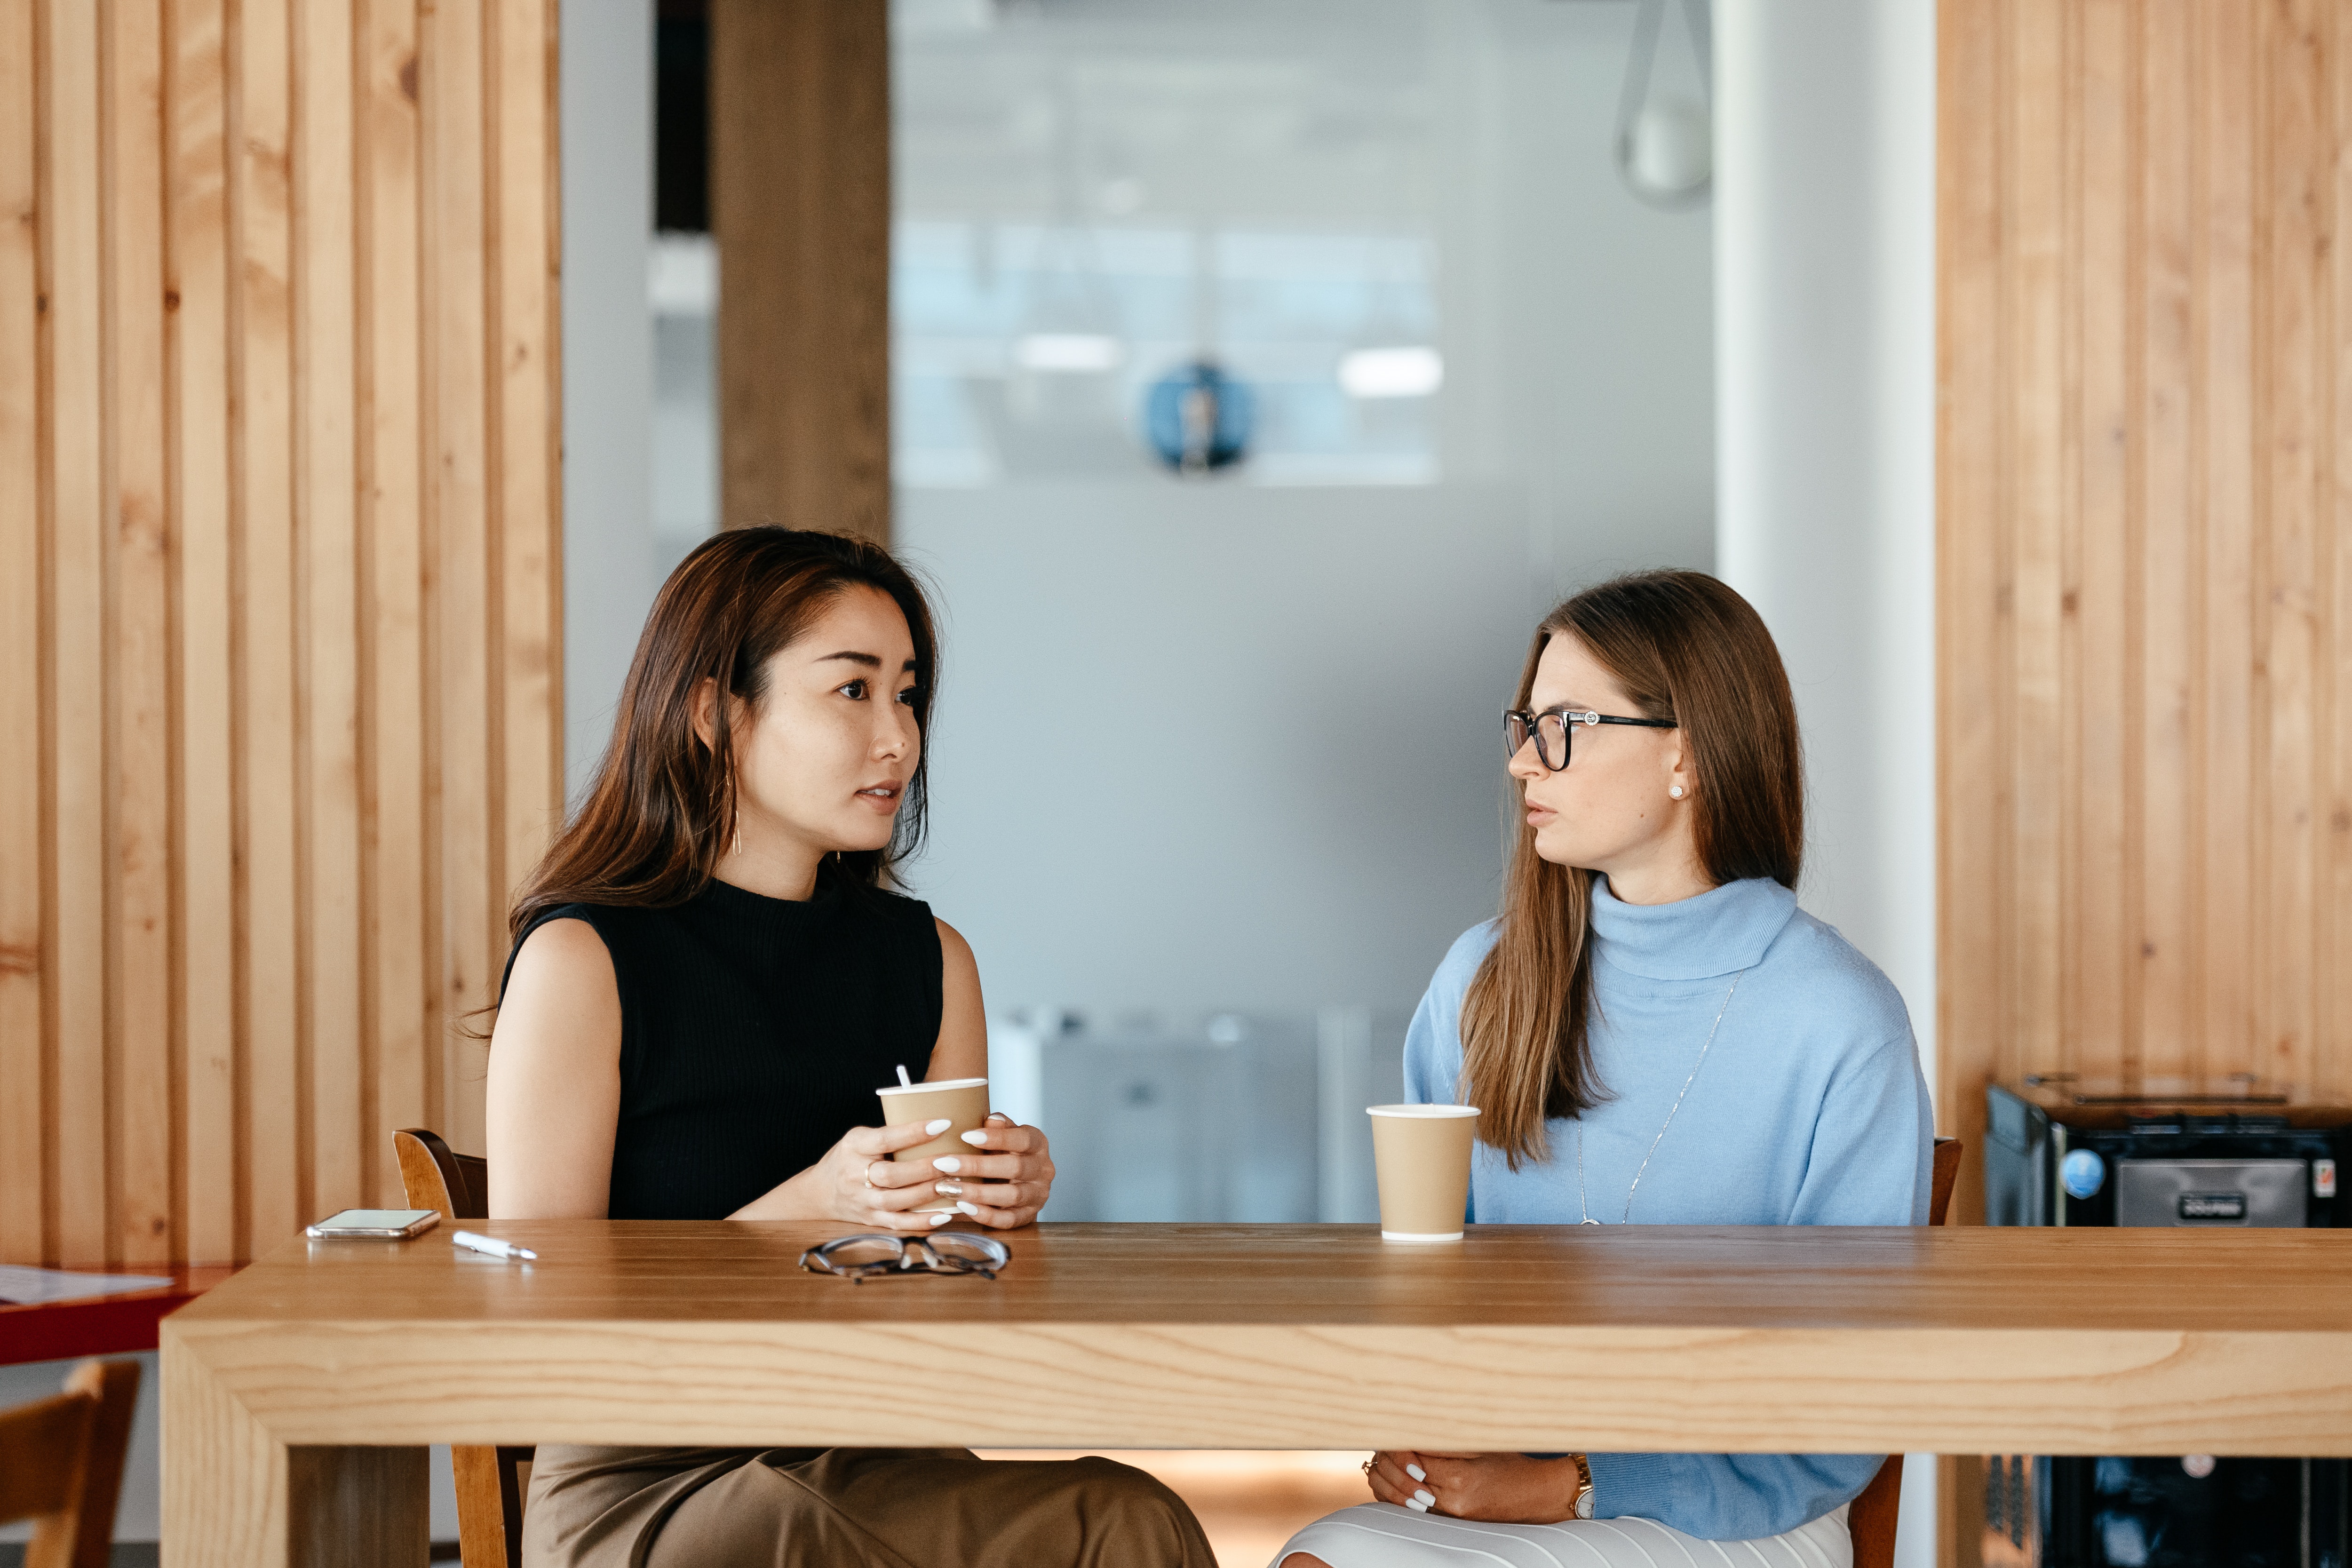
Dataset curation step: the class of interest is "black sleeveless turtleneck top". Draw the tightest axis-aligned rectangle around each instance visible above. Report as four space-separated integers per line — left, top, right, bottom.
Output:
499 868 944 1220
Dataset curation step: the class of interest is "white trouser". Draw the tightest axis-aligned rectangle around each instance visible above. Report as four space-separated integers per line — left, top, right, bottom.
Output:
1271 1501 1851 1568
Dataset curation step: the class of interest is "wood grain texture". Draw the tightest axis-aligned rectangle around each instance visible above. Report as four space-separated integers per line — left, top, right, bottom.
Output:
358 0 430 1210
46 0 112 1271
1939 0 2352 1227
103 0 177 1271
168 0 239 1272
712 0 890 542
165 1223 2352 1457
294 0 366 1226
0 0 44 1267
1 0 562 1266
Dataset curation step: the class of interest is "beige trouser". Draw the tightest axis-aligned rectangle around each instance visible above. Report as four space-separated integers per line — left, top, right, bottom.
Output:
522 1444 1218 1568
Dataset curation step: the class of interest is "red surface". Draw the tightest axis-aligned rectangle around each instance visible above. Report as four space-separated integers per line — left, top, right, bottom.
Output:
0 1265 240 1367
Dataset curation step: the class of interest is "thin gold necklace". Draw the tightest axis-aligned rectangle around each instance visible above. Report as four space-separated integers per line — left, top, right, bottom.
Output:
1577 970 1746 1225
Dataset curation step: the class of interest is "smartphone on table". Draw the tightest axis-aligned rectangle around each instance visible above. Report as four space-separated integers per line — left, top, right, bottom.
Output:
305 1209 441 1239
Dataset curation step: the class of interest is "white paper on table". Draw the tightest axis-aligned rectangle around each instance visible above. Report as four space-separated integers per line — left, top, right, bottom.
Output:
0 1264 176 1305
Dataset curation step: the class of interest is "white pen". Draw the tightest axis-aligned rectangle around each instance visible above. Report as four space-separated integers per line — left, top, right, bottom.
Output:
453 1230 538 1262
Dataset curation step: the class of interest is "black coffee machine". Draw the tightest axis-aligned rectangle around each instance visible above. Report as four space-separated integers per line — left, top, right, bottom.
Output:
1982 1078 2352 1568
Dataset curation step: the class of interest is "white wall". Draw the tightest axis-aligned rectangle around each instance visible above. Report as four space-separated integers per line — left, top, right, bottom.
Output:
898 484 1540 1018
1715 5 1939 1566
561 0 657 802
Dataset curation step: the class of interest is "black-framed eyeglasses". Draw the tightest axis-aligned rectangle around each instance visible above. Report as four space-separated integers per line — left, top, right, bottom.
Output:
799 1231 1010 1283
1503 705 1677 772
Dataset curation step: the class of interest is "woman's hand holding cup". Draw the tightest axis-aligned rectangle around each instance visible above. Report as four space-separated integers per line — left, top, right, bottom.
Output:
817 1118 969 1231
933 1112 1055 1228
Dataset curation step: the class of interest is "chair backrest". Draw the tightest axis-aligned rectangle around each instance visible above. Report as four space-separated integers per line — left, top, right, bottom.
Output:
394 1128 530 1568
1928 1134 1961 1228
0 1356 142 1568
395 1126 489 1221
1846 1136 1964 1568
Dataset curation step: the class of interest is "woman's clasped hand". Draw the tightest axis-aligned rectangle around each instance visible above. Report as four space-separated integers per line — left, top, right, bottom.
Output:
811 1110 1058 1232
1365 1452 1586 1525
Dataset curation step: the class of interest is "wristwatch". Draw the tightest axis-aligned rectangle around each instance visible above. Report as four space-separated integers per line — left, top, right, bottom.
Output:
1571 1454 1596 1520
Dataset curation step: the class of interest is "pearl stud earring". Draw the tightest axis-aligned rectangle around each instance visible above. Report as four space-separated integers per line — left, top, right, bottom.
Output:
1669 785 1685 799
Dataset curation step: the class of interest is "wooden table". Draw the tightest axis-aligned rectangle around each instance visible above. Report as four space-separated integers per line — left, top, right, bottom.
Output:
162 1221 2352 1567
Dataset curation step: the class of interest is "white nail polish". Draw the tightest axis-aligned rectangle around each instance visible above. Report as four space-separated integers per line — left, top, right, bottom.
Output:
925 1118 953 1135
955 1200 979 1216
1406 1498 1430 1514
927 1210 952 1226
1413 1489 1435 1507
1406 1465 1427 1483
960 1130 989 1146
933 1157 960 1173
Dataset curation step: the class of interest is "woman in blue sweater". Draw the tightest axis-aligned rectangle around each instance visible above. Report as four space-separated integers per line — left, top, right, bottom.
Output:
1277 570 1931 1568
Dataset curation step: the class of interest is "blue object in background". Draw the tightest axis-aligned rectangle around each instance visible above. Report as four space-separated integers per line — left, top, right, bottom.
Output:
1144 360 1253 473
2062 1147 2106 1199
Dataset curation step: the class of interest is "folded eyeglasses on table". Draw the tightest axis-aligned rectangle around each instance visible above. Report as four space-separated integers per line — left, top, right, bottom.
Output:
800 1230 1010 1282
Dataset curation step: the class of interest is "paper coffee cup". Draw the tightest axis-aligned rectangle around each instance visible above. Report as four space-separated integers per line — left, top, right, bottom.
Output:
1368 1104 1479 1241
877 1077 991 1213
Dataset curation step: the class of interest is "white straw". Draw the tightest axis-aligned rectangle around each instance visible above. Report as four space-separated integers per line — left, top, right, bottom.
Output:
896 1064 912 1088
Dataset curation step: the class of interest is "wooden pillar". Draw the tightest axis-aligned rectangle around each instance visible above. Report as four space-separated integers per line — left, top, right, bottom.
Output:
711 0 891 543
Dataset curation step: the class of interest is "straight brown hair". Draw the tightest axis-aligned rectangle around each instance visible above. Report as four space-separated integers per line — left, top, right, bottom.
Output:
508 527 938 943
1458 570 1803 1168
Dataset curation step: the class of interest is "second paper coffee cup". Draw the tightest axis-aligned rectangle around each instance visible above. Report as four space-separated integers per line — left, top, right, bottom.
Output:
877 1077 991 1213
1367 1104 1479 1241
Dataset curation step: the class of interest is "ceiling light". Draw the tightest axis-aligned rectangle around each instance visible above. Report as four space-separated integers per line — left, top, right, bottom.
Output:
1014 333 1124 373
1338 346 1443 399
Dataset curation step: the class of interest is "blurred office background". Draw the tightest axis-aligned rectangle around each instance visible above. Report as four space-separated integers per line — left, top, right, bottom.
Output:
571 0 1724 1229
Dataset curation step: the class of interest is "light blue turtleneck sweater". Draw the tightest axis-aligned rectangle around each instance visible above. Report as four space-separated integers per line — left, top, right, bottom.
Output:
1403 874 1933 1542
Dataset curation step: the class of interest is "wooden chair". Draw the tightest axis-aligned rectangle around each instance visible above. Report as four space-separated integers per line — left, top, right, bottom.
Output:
395 1128 533 1568
1845 1136 1964 1568
0 1356 142 1568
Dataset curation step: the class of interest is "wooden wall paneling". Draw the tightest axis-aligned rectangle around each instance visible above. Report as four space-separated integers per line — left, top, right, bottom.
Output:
1940 0 2352 1255
2260 0 2329 1097
2135 0 2193 1086
424 0 493 1157
358 0 430 1209
712 0 891 542
491 0 563 923
0 0 42 1265
169 0 239 1272
237 0 306 1257
295 0 366 1223
2334 0 2352 1104
2073 0 2133 1083
2010 0 2069 1109
106 0 177 1269
2201 6 2258 1100
47 0 112 1267
1935 0 2004 1239
4 0 561 1265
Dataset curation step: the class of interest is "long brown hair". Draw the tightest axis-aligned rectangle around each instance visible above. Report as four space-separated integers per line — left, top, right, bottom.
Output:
1458 570 1803 1167
509 527 939 942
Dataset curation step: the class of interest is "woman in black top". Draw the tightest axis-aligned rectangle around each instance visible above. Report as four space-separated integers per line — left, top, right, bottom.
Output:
487 529 1213 1568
